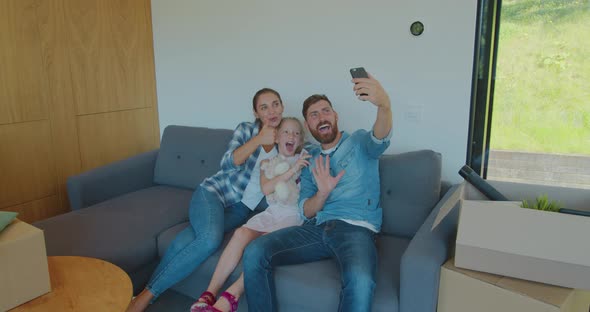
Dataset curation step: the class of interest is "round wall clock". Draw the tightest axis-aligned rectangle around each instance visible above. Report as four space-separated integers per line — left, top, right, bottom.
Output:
410 21 424 36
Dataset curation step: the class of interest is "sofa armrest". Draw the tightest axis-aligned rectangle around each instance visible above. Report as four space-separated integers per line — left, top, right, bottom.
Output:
399 184 461 312
440 180 452 198
67 149 159 210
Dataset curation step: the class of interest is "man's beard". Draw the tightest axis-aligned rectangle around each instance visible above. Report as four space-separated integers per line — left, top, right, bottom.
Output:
310 121 339 144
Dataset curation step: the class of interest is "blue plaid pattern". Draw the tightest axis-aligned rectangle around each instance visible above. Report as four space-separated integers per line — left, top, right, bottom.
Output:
201 121 261 207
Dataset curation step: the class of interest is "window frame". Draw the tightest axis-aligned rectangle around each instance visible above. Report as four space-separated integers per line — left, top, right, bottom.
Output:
466 0 503 177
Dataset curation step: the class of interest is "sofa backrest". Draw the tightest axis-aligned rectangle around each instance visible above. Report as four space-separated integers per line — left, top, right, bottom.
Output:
154 125 234 189
379 150 442 238
155 125 442 238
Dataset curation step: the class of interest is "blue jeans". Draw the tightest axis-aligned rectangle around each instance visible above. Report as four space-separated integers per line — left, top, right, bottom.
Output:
147 186 264 298
243 219 377 312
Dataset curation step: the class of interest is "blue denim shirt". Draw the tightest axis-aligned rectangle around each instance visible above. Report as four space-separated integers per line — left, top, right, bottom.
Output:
298 129 391 231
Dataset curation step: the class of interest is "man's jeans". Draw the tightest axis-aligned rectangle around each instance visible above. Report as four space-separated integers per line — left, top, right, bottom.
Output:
243 219 377 312
146 186 262 298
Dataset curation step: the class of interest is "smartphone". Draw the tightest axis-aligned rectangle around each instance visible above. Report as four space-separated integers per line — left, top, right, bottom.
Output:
350 67 369 96
350 67 369 79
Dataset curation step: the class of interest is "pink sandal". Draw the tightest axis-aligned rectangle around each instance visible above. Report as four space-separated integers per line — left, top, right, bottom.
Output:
191 305 222 312
190 291 217 312
218 291 239 312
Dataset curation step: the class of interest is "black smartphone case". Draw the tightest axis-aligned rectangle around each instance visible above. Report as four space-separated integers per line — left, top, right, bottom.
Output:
350 67 369 79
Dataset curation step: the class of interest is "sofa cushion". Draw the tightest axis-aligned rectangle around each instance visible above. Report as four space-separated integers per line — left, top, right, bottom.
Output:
157 224 409 312
35 185 193 273
379 150 442 238
154 126 234 189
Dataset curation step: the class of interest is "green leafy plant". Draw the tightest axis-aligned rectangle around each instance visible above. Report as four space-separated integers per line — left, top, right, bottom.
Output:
521 194 562 212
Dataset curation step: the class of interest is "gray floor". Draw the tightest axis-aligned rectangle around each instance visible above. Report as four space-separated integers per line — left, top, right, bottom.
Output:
146 290 195 312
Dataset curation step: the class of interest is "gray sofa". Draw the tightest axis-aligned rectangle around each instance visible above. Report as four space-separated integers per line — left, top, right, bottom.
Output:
35 125 460 312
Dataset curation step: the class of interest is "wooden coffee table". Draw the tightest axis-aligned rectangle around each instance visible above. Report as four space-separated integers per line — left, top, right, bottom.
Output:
10 256 133 312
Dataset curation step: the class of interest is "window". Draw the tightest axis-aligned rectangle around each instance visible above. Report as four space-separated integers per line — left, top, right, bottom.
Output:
468 0 590 189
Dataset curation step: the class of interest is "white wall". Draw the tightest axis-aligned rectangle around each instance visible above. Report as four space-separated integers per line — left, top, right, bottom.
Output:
151 0 478 183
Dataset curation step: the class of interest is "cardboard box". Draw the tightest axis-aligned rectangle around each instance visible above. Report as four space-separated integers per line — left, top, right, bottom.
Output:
433 180 590 290
438 258 590 312
0 219 51 311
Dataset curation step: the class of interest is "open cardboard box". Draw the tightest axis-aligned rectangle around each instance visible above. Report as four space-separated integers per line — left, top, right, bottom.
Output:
433 180 590 290
0 219 51 310
438 258 590 312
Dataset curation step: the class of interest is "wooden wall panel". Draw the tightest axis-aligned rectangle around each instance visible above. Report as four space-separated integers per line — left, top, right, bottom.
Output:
0 0 159 223
0 0 50 125
1 195 62 223
66 0 157 115
36 0 84 218
0 121 57 209
144 1 161 145
77 109 157 171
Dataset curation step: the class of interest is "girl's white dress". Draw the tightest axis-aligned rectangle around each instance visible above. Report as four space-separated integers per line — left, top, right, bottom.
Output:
244 153 304 233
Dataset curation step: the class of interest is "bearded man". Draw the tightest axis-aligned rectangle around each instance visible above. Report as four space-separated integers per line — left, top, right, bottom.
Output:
243 72 393 312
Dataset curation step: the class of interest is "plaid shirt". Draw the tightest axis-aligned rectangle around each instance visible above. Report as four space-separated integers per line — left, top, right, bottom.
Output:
201 121 261 207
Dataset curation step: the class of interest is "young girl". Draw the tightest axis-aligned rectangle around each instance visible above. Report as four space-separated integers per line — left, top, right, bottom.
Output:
191 117 310 312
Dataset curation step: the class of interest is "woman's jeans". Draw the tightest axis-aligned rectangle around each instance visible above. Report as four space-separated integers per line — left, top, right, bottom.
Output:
243 219 377 312
146 186 262 298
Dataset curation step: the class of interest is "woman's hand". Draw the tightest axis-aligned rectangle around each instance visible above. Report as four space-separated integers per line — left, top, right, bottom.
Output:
256 125 277 146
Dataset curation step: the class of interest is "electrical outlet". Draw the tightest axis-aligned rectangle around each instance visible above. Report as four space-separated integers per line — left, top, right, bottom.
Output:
403 105 423 123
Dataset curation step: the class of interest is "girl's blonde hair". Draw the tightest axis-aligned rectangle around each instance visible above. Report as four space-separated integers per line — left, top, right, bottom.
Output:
278 117 305 154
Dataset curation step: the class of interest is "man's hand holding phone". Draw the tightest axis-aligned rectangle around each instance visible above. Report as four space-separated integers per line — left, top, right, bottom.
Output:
350 67 369 96
349 67 391 110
